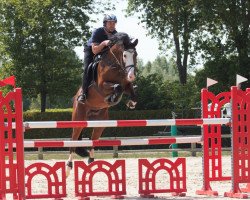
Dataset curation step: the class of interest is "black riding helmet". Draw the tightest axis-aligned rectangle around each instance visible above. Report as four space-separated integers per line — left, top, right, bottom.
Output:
103 14 117 26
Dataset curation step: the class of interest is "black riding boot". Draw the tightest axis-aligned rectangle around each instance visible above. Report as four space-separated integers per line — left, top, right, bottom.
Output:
77 72 88 103
78 45 94 104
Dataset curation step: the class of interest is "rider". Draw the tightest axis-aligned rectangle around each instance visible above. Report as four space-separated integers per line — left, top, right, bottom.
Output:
77 14 118 103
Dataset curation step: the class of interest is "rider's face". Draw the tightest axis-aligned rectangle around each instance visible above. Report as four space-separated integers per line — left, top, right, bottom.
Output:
105 21 116 32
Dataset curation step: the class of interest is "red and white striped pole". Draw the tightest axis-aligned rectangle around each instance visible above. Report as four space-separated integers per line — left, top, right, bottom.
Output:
23 136 202 148
21 118 230 129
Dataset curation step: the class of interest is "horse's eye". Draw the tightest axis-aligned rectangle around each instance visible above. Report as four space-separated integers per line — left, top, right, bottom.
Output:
124 55 126 58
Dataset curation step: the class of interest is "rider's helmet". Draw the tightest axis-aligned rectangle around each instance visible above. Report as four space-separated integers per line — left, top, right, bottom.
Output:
103 14 117 26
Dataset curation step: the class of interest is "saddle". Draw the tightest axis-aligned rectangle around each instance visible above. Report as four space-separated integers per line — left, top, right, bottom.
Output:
87 55 102 84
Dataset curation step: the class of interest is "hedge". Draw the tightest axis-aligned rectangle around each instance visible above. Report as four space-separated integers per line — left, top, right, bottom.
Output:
23 109 174 140
23 108 232 151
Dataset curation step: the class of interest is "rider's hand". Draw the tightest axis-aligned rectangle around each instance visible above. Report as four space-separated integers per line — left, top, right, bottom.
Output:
101 40 110 47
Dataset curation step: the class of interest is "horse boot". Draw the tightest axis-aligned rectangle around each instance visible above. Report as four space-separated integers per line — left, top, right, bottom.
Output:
66 160 73 177
75 147 90 157
77 93 87 104
88 147 95 164
113 84 122 93
106 84 123 103
88 157 95 164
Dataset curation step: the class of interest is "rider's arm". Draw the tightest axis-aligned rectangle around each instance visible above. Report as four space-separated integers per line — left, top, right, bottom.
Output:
92 40 109 55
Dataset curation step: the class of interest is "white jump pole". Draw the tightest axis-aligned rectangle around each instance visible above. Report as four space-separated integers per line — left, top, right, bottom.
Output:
23 136 202 148
20 118 230 129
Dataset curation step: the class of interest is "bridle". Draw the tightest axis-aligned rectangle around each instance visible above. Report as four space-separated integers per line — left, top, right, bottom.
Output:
108 45 136 73
109 45 122 66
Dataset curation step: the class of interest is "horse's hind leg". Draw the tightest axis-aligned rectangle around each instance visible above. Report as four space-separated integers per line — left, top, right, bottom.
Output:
66 101 88 177
88 127 106 164
66 127 84 177
88 108 109 164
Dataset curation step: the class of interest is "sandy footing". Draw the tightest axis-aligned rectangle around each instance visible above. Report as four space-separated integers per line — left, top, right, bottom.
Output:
22 156 246 200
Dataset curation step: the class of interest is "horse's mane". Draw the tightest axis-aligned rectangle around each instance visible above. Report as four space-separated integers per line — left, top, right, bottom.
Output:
108 32 132 49
100 32 136 66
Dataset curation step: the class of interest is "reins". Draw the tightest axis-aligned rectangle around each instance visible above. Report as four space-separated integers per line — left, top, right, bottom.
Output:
108 46 122 66
99 42 136 73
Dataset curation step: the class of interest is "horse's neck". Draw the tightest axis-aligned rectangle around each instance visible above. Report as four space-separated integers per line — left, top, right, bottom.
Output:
110 46 123 62
110 45 123 56
102 46 122 66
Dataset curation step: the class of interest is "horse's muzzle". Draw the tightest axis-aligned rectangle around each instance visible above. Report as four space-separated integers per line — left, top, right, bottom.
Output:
126 65 136 82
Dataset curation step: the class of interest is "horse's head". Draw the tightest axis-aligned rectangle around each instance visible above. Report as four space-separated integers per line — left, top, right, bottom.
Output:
122 38 138 82
108 33 138 82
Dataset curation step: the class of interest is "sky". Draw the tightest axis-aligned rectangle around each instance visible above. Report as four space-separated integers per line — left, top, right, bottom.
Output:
74 0 161 64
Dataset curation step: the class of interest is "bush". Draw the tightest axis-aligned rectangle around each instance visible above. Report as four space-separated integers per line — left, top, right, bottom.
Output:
23 109 174 139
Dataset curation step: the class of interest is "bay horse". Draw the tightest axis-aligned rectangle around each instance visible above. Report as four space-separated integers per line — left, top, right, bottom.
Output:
66 32 138 176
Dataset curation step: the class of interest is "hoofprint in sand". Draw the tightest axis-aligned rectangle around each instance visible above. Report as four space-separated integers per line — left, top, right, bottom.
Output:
25 156 241 200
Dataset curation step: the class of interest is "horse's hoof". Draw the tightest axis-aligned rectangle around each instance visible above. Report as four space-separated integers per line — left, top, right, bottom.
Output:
66 161 73 178
126 100 137 109
133 85 138 90
88 157 95 164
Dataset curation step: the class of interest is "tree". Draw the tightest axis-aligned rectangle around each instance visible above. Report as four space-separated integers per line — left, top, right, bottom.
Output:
0 0 110 112
196 0 250 87
141 56 178 82
127 0 202 84
195 56 239 93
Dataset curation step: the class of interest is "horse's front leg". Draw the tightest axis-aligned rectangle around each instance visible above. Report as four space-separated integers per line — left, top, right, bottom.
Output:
124 82 137 109
102 82 123 103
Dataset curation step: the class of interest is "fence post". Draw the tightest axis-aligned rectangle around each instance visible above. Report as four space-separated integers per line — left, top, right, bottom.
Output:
171 125 178 157
38 147 44 160
113 146 118 158
191 143 197 157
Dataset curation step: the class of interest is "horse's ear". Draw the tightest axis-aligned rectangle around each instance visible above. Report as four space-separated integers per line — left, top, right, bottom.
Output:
131 38 138 47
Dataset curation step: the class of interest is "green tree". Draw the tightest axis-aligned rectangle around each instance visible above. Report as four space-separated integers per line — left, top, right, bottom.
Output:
0 0 109 112
127 0 202 84
195 56 239 93
141 56 178 82
165 76 200 118
195 0 249 87
135 73 172 110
